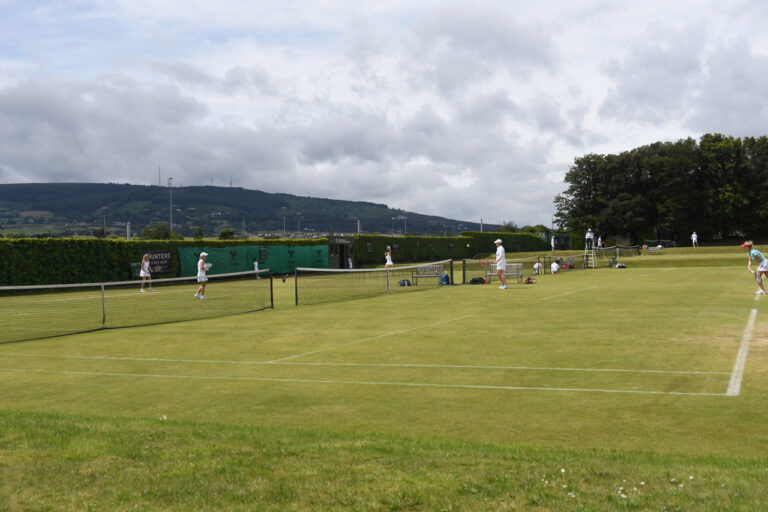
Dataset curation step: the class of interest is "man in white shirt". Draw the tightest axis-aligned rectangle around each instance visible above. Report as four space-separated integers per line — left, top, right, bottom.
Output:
494 239 509 289
585 228 594 250
551 260 560 274
533 258 543 275
691 232 698 248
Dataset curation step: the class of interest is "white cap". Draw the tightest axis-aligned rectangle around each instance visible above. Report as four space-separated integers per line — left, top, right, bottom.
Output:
494 239 502 244
200 252 208 257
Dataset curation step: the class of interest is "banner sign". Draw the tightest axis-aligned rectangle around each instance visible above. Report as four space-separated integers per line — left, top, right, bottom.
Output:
178 245 329 276
147 250 173 274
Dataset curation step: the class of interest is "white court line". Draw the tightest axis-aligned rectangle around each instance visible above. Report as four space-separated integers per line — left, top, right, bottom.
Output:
0 353 729 376
726 308 757 396
542 285 599 301
0 367 728 397
267 314 475 362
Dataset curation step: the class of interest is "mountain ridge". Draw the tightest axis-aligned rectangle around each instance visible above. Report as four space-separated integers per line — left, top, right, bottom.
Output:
0 183 496 237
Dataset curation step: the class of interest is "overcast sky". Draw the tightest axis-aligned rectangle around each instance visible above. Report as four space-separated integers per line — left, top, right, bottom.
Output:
1 1 767 226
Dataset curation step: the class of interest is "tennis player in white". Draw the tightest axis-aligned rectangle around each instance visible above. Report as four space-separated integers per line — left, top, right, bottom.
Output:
195 252 209 299
139 253 153 293
494 239 508 289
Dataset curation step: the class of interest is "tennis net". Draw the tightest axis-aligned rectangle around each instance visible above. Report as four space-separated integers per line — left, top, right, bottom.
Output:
295 260 453 305
0 269 273 344
461 257 541 283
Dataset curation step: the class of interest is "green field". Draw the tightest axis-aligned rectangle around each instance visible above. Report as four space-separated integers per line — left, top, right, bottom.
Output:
2 249 767 510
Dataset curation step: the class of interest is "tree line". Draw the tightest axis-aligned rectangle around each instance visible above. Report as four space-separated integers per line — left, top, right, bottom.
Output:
553 133 768 244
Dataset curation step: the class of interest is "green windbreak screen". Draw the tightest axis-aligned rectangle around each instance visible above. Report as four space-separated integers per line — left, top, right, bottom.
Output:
179 245 328 276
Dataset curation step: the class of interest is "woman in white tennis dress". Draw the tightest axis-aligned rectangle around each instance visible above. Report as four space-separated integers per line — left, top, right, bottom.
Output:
384 246 393 268
195 252 209 299
139 254 153 293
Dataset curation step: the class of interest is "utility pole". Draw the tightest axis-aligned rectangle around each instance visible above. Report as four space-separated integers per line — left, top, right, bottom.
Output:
168 177 173 233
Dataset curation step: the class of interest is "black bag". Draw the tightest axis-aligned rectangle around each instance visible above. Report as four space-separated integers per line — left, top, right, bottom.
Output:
399 279 411 286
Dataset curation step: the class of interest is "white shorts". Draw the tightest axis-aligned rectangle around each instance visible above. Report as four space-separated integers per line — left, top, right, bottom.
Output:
496 262 506 272
140 270 150 278
758 261 768 273
197 275 208 283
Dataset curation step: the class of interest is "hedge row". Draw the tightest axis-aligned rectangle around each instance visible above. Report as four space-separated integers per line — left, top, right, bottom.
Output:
0 233 548 286
0 238 325 286
353 232 548 266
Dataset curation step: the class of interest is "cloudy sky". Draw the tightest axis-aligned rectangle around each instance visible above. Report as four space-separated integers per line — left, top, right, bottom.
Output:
1 1 767 226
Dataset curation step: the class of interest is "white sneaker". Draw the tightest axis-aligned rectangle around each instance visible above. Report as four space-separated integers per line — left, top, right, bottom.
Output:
194 293 201 298
502 285 509 289
200 295 208 300
149 288 154 292
140 289 146 293
758 290 767 295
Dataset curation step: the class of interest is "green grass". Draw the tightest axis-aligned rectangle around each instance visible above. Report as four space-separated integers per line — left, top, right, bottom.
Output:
2 249 768 510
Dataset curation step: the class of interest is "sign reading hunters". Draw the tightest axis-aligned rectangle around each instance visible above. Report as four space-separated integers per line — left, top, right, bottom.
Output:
147 250 173 274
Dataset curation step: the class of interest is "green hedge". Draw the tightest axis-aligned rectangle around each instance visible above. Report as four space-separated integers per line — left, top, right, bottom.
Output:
353 232 548 266
0 233 549 285
0 238 326 286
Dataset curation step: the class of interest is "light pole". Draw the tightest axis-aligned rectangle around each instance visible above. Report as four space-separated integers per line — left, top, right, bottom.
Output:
168 177 173 233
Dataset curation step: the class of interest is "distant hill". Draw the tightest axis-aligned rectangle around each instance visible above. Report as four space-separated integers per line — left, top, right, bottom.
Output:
0 183 496 237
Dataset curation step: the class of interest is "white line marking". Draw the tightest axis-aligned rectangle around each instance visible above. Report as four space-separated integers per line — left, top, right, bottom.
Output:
267 314 475 362
542 285 599 301
0 353 729 375
726 308 757 396
0 367 728 396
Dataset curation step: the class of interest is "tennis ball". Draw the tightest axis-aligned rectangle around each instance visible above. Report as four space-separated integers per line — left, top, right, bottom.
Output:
466 244 470 247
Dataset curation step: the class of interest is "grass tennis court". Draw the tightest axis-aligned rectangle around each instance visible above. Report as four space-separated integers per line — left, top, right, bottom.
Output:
2 251 768 510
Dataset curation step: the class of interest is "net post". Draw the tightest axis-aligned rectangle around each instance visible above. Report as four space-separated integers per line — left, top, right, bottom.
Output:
294 269 298 306
449 260 454 285
269 275 274 309
100 284 106 327
386 269 391 293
